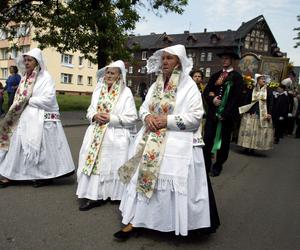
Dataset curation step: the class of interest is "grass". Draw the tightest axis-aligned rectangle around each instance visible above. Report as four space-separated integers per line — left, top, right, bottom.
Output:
1 93 142 112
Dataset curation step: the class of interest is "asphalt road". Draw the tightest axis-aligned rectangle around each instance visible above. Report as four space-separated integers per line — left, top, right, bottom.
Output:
1 125 299 250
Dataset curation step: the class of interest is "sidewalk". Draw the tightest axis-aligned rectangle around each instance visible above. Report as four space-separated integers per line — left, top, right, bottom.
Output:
60 111 89 127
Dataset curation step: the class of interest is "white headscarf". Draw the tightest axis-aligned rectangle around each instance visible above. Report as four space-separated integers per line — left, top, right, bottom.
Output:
146 44 193 76
96 60 126 84
254 74 270 86
17 48 46 74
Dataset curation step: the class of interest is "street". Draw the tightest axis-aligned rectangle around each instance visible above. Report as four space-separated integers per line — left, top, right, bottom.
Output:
0 125 299 250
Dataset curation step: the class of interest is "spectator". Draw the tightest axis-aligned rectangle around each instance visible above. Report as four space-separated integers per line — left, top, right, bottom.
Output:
4 65 21 110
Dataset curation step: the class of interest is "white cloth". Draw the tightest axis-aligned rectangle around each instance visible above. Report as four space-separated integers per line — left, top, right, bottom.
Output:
120 147 210 236
146 44 193 76
0 47 74 179
0 122 74 180
120 67 210 235
0 70 74 180
76 86 137 200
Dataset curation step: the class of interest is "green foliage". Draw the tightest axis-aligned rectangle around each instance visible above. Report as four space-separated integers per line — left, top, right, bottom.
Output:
0 0 188 68
294 15 300 48
56 94 92 111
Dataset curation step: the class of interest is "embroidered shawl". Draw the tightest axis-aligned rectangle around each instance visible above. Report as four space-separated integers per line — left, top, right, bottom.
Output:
239 85 269 128
82 80 123 176
0 67 39 150
118 70 180 199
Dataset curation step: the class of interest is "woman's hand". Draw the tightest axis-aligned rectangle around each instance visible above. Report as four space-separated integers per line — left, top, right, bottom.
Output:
154 115 167 130
145 115 159 132
265 114 272 121
93 113 110 125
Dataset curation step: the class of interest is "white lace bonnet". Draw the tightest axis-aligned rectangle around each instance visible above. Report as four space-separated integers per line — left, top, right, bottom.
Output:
96 60 126 84
146 44 193 75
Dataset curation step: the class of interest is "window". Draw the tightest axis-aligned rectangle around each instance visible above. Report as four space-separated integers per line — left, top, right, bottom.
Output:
22 45 30 53
141 66 147 74
87 76 92 85
77 75 83 85
205 68 211 78
61 73 72 84
0 29 7 40
61 54 73 65
207 52 212 61
88 60 92 68
200 52 205 62
1 68 8 79
128 66 133 74
79 56 84 66
127 79 132 87
10 48 18 59
0 48 9 60
142 51 147 60
245 29 270 52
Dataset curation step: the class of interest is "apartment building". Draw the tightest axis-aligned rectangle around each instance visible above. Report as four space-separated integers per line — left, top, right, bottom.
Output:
0 25 98 94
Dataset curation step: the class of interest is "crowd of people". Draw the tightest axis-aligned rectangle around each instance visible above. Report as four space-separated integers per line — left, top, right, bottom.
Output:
0 45 299 241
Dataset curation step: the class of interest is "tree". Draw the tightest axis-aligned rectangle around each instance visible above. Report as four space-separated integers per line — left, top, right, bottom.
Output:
0 0 188 68
294 15 300 48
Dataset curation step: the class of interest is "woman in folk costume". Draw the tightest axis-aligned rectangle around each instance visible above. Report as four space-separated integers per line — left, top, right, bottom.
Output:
0 48 75 188
238 74 273 153
76 60 137 211
114 45 220 239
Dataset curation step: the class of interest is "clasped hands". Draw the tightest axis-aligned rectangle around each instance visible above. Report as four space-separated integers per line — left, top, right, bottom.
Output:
145 114 167 132
93 113 110 125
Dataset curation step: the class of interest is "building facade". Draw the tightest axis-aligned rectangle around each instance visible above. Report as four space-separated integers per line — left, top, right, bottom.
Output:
125 15 287 95
0 26 98 94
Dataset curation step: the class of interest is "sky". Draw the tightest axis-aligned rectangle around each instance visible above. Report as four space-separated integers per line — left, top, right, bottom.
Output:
133 0 300 65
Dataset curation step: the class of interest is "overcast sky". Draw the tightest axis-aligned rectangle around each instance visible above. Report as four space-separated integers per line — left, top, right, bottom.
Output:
134 0 300 65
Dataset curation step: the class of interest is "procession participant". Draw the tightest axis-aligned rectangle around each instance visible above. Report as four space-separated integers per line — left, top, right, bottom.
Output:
237 74 273 153
203 48 243 176
0 48 75 188
114 44 220 239
76 60 137 211
272 84 289 144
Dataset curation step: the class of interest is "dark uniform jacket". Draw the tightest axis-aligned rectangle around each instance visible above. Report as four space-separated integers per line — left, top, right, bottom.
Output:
203 69 243 123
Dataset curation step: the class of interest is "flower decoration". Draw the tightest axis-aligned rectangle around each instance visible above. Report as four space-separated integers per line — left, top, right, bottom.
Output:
243 75 255 90
268 81 280 90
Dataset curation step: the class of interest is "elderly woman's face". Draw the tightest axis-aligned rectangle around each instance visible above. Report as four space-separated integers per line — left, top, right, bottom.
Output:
24 55 38 73
104 67 121 87
161 52 180 77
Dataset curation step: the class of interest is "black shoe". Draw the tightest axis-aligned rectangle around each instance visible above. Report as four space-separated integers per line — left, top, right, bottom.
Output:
211 164 223 177
79 200 106 211
32 179 53 188
113 227 139 241
0 179 13 188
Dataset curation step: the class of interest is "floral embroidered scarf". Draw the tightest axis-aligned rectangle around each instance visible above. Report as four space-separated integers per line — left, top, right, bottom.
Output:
82 80 122 176
239 85 268 128
118 69 180 199
0 67 39 151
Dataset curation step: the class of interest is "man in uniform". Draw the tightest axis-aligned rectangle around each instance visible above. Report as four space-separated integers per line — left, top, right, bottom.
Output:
203 48 243 176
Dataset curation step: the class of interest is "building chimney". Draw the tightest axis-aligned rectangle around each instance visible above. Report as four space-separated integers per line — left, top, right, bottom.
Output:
204 28 207 33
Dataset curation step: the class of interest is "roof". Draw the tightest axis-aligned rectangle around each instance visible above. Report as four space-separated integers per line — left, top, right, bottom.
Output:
127 30 239 50
235 15 276 43
127 15 277 50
